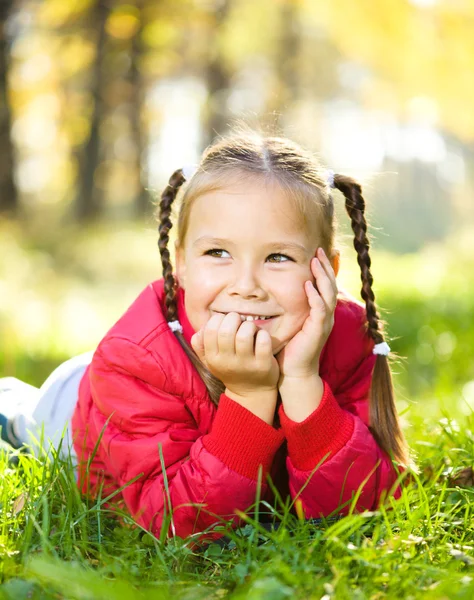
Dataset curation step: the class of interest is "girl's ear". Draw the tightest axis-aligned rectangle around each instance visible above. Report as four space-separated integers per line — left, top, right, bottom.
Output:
175 240 186 288
331 249 340 277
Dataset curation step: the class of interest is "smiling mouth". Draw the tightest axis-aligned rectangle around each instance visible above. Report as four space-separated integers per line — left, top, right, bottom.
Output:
213 310 278 323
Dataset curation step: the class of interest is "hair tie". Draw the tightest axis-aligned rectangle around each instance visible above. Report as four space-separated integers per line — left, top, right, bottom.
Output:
326 169 336 189
182 164 198 180
373 341 390 356
168 320 183 334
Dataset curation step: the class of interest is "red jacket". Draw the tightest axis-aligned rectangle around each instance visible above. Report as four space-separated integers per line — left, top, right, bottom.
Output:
72 279 402 540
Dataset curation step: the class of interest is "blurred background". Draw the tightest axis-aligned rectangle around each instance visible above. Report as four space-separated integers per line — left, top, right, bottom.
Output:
1 0 474 432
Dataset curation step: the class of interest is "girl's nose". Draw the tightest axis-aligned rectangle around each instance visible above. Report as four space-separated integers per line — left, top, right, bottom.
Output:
228 268 266 299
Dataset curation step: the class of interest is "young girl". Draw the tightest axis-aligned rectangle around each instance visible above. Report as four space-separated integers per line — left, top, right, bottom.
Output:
1 131 412 541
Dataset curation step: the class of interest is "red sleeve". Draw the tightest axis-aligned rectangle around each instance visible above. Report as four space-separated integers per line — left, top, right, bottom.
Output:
203 393 285 479
85 338 284 542
278 344 404 519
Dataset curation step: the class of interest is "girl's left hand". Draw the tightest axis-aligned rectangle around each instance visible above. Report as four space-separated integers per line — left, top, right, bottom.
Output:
276 248 338 381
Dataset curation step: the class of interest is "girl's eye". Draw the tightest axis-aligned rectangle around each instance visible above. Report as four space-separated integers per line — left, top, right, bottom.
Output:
204 249 293 263
267 253 292 263
204 249 230 258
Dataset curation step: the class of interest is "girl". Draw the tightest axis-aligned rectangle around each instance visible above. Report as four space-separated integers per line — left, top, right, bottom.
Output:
1 131 412 542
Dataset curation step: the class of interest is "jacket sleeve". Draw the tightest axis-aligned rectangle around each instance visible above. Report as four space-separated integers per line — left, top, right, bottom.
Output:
277 332 404 518
86 337 285 541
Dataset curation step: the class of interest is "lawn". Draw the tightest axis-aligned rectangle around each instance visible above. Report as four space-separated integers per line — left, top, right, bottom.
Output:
1 221 474 599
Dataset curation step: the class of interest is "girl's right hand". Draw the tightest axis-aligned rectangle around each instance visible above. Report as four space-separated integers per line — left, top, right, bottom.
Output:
190 312 280 399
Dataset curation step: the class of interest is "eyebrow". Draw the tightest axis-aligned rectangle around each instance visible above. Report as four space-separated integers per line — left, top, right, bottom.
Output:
193 236 308 254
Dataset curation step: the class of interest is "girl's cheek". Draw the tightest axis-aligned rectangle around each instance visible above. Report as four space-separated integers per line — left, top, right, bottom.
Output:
199 267 228 290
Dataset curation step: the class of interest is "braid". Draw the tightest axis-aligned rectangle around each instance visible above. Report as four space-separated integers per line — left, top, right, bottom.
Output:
158 168 186 323
333 174 411 469
157 167 226 407
334 175 383 344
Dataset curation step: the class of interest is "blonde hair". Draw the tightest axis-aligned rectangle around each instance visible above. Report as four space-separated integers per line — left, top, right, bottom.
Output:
156 130 410 467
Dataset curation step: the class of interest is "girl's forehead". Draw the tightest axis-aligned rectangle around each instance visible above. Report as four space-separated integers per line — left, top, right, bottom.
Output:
187 179 318 240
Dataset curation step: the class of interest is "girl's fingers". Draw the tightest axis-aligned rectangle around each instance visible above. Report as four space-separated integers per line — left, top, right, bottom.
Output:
235 319 258 357
317 248 338 296
201 313 264 361
191 329 206 362
254 328 272 361
309 259 333 308
190 330 200 353
305 278 326 314
216 312 241 355
311 253 337 310
203 312 225 357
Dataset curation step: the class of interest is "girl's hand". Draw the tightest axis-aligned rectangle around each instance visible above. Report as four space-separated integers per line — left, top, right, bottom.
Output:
190 312 280 398
276 248 338 382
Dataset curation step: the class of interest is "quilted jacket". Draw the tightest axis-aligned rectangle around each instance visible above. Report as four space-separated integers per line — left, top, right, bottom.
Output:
71 278 402 540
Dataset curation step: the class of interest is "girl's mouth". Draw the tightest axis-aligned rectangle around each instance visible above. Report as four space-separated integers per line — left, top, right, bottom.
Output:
212 310 278 325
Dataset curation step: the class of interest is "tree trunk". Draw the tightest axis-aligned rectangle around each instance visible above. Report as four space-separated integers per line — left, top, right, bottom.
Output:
279 0 300 105
75 0 109 221
266 0 301 122
129 0 150 218
201 0 232 148
0 0 18 215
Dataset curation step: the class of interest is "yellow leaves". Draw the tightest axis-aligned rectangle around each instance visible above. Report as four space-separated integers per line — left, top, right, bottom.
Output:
106 6 141 41
38 0 95 28
141 20 179 50
302 0 474 140
58 36 96 79
307 0 414 79
66 115 90 147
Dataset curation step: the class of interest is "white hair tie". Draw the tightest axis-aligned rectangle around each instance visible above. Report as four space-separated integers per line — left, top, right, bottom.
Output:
326 169 336 189
182 164 198 180
168 320 183 334
373 341 391 356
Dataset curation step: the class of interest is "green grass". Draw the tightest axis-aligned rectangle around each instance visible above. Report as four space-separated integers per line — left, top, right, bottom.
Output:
1 416 474 599
1 220 474 598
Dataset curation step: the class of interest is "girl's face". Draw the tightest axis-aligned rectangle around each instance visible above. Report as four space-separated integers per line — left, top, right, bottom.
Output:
175 177 339 355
